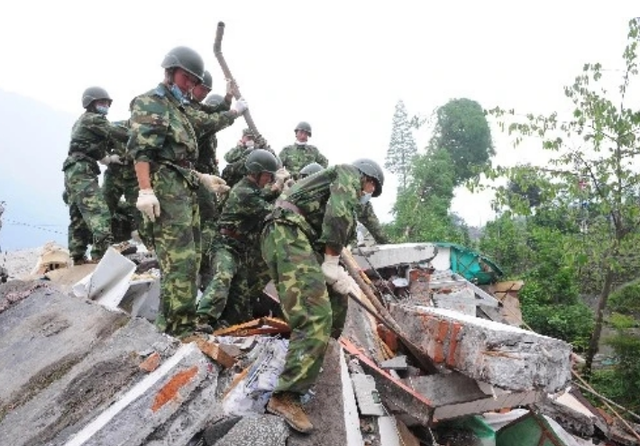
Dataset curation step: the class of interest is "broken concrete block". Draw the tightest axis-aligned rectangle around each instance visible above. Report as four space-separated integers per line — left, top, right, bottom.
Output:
352 243 438 271
341 339 433 426
433 289 477 316
119 277 160 322
351 374 385 416
403 372 542 420
0 283 222 446
388 304 572 393
380 356 409 371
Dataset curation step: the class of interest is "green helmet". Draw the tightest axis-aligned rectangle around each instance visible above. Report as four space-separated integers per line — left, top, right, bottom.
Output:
161 46 204 82
245 149 279 174
204 93 224 107
82 86 112 109
299 162 324 178
202 70 213 89
352 158 384 197
294 121 312 136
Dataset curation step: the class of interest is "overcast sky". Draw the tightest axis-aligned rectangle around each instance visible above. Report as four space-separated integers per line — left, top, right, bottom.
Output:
1 1 638 226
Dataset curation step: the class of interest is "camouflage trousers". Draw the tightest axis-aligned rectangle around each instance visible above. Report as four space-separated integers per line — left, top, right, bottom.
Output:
198 237 271 325
103 165 155 249
261 221 348 395
197 186 219 290
64 161 113 261
152 166 202 337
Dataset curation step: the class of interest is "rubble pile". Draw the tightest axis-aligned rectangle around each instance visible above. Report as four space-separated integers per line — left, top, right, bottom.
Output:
0 242 638 445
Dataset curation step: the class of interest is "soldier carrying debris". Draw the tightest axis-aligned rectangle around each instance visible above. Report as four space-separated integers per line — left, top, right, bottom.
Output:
260 158 384 433
195 149 289 331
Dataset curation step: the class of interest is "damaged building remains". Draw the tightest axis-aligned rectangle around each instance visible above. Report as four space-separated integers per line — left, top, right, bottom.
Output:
2 240 640 446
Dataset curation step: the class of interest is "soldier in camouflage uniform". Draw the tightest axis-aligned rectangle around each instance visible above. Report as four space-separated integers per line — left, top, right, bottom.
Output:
62 86 129 264
261 158 384 433
278 122 328 180
189 71 237 289
196 149 285 328
299 162 390 244
101 119 141 243
128 45 247 337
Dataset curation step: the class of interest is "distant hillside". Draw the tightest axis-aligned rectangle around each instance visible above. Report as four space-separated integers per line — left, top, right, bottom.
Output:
0 90 75 250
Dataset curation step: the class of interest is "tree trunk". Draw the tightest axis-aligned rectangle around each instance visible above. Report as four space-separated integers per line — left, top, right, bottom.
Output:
584 266 615 378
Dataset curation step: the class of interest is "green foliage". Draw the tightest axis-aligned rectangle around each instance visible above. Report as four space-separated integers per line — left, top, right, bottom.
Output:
609 281 640 315
431 98 495 186
478 213 531 277
385 100 418 191
485 18 640 375
388 148 469 244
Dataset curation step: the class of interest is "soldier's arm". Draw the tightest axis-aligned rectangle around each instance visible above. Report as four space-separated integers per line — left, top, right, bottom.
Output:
316 149 329 168
224 145 245 163
320 165 360 252
357 202 390 244
87 114 129 143
128 95 169 189
188 107 237 137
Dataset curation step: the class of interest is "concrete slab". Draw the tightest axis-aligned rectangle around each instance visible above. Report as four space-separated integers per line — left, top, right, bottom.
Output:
215 415 289 446
388 304 573 393
352 243 438 271
351 374 385 416
0 282 224 446
404 372 542 420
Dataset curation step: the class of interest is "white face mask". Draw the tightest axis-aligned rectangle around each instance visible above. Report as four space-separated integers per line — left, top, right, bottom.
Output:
245 140 255 149
95 105 110 115
295 140 307 146
360 192 372 205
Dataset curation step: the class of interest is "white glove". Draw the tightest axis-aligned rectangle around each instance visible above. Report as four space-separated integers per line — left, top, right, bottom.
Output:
231 98 248 115
321 254 341 284
196 172 230 194
99 154 124 165
136 188 161 222
331 268 361 296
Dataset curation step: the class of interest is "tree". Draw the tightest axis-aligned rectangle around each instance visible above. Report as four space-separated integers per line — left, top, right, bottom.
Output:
432 98 495 186
389 148 469 244
487 18 640 376
385 100 418 190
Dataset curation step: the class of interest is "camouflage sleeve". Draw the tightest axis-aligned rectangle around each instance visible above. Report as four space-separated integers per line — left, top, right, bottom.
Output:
224 145 246 163
200 100 231 113
278 146 291 167
128 95 169 163
316 148 329 167
188 108 236 136
319 165 360 251
357 202 390 244
86 114 129 143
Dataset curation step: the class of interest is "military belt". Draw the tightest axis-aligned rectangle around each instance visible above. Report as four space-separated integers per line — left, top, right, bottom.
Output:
174 159 194 169
275 199 305 217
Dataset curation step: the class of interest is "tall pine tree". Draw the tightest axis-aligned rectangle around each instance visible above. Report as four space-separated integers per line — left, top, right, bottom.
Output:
385 100 417 190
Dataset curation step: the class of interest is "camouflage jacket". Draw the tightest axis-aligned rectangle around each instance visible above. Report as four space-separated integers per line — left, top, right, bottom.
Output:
356 202 390 244
221 144 277 188
276 164 361 252
278 144 328 179
62 112 129 173
218 177 280 249
128 83 235 166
